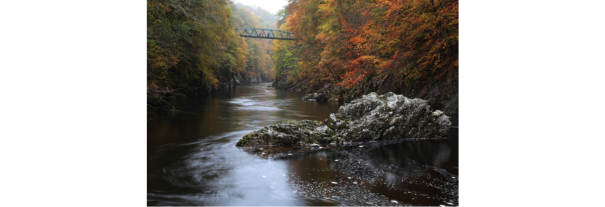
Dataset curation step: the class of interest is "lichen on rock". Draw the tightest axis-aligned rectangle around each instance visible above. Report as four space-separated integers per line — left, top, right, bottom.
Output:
236 92 451 147
236 120 334 147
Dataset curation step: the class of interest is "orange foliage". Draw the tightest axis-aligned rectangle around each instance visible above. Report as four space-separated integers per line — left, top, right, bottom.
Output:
281 0 458 90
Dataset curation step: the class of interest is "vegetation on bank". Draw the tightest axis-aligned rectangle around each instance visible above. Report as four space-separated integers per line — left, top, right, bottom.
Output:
147 0 277 113
273 0 458 112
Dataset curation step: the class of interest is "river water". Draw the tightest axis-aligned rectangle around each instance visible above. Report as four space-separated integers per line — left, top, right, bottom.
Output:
147 82 458 206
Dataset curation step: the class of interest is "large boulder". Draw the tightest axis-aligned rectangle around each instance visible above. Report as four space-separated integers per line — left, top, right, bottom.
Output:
236 92 451 147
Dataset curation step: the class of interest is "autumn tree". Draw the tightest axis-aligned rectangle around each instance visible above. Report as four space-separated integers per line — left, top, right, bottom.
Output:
274 0 458 101
147 0 243 93
147 0 279 96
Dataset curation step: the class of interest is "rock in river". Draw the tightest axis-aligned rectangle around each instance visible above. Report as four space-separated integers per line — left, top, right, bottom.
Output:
301 92 327 102
235 92 451 147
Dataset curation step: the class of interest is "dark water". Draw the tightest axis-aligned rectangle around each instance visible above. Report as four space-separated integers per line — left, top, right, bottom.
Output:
147 83 458 206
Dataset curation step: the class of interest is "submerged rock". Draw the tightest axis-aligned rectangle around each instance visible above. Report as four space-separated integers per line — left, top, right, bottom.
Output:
236 92 451 147
301 84 340 102
301 92 327 102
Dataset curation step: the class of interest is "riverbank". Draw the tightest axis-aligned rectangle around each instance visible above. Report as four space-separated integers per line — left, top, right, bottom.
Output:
147 77 273 115
273 74 458 115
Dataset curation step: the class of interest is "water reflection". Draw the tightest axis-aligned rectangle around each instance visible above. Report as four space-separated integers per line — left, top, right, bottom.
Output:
147 83 458 206
276 138 458 206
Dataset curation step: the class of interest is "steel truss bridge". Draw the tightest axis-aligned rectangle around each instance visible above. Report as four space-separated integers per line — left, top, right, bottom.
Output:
234 28 296 40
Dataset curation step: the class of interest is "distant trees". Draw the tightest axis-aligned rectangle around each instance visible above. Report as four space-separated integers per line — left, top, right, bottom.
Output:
271 19 300 84
231 4 276 81
235 3 279 28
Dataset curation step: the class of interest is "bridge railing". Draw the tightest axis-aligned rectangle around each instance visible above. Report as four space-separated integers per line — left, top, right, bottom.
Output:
234 28 296 40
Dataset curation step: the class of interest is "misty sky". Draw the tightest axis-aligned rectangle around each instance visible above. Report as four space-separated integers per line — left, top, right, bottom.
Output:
233 0 288 15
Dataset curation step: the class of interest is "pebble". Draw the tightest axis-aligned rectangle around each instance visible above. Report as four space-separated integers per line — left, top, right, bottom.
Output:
331 182 338 184
335 159 339 161
353 182 358 184
391 200 398 203
348 177 352 179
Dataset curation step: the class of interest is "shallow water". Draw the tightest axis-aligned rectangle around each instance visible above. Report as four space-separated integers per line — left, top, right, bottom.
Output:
147 83 458 206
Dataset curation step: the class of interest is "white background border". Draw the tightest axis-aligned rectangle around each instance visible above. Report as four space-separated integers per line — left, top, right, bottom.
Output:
1 0 604 206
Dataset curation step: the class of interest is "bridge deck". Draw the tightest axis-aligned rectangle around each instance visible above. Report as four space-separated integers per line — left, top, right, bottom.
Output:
234 28 296 40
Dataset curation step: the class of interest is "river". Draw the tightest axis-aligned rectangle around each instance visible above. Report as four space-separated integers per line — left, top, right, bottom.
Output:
147 82 458 206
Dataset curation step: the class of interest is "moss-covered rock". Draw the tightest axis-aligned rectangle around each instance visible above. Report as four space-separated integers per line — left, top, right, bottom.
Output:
236 92 451 147
236 120 333 147
147 93 177 114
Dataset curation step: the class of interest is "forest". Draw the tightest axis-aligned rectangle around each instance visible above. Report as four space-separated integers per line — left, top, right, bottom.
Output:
273 0 458 113
147 0 277 112
147 0 458 114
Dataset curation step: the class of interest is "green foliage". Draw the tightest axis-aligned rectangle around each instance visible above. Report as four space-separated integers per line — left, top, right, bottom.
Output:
231 4 276 80
147 0 235 92
147 0 278 95
271 23 300 82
